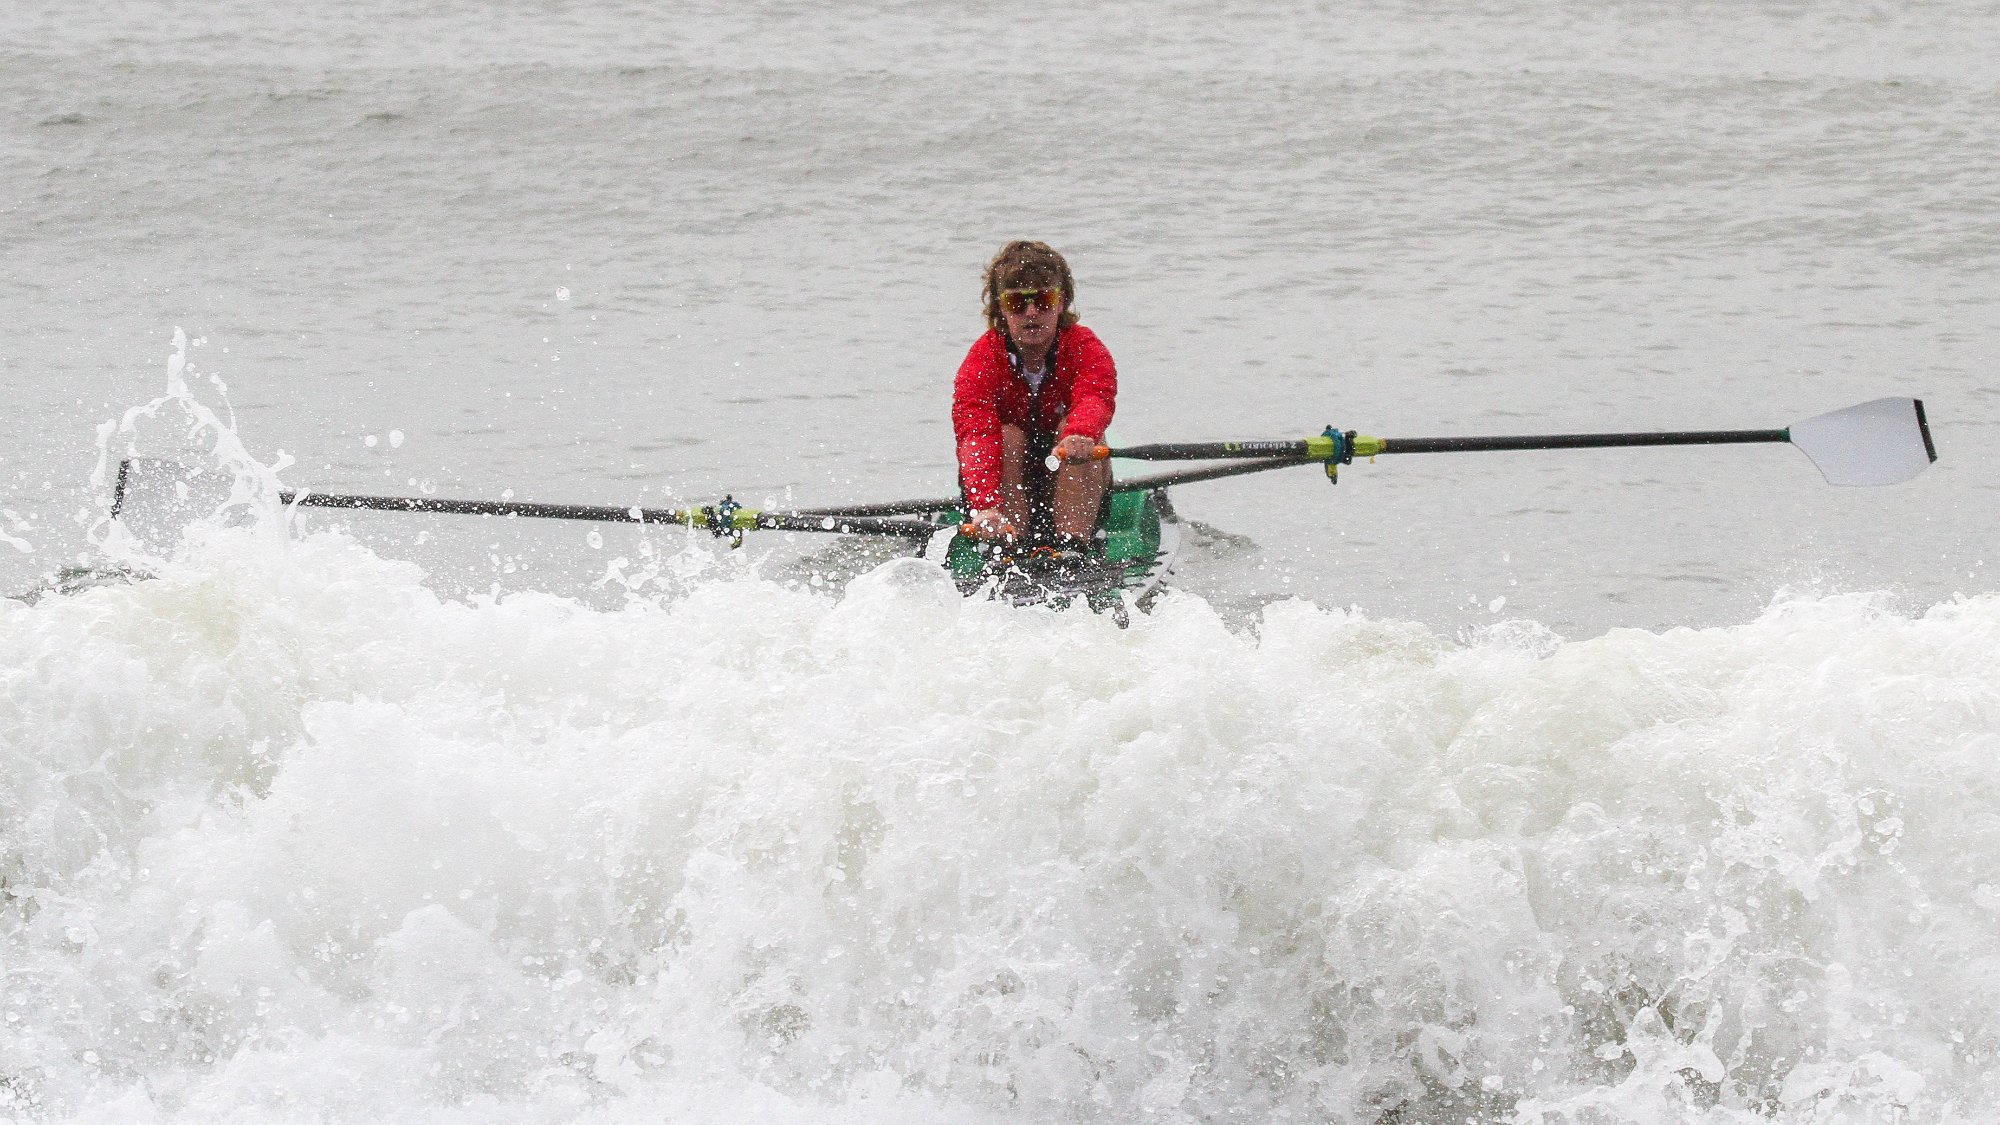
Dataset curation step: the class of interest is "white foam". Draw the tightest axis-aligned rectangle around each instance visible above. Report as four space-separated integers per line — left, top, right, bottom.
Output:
5 506 1997 1121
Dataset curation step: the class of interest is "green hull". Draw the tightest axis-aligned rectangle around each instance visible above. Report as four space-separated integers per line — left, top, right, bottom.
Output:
937 489 1179 610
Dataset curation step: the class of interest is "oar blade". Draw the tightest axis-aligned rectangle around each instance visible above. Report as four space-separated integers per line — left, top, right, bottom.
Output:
109 458 238 554
1788 397 1937 486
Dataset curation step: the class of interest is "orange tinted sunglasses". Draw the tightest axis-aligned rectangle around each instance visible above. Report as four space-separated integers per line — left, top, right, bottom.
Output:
998 287 1062 315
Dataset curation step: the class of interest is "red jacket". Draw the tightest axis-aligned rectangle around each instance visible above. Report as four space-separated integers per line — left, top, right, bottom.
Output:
951 326 1118 511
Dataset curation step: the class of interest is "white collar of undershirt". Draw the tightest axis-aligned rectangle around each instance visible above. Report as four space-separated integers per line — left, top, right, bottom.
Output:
1008 339 1054 393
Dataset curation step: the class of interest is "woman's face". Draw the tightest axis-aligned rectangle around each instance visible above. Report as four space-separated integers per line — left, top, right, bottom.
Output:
998 282 1064 358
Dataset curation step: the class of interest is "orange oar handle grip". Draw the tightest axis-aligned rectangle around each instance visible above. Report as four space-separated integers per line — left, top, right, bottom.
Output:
1053 444 1112 464
960 520 1018 540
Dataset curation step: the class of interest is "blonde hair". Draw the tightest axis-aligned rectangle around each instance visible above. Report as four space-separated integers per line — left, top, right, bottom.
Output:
981 240 1079 336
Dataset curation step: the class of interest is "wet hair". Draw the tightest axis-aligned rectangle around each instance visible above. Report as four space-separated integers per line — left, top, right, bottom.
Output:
982 240 1079 336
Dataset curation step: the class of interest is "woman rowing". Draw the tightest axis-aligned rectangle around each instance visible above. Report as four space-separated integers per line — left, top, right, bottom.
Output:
952 240 1117 558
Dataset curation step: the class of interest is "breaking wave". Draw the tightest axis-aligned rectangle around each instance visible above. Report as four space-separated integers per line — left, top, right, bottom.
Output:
2 338 1997 1123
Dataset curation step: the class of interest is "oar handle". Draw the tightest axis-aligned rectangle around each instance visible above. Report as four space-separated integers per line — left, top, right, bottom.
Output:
1051 445 1113 464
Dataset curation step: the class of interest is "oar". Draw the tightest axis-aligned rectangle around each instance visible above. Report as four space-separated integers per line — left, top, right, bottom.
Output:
108 460 942 541
1073 397 1937 488
275 490 940 539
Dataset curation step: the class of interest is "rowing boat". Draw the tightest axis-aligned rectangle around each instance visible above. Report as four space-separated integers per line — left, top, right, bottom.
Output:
109 397 1936 615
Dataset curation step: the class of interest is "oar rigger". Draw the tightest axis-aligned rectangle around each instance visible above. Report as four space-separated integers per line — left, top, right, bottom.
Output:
701 496 746 547
1314 426 1359 483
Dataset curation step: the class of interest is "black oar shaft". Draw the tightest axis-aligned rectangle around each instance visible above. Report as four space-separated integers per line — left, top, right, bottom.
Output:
1096 426 1797 487
283 491 650 522
1378 428 1789 455
1113 456 1316 493
1112 440 1315 461
277 490 937 539
748 512 938 539
795 459 1330 505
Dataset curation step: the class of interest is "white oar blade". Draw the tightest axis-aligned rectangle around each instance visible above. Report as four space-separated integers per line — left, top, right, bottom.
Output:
1788 397 1936 486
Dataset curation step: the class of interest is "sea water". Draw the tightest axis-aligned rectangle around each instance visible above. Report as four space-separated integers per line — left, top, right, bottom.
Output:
5 1 1999 1121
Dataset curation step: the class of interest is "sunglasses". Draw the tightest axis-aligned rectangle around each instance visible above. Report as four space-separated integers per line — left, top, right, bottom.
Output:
998 287 1063 315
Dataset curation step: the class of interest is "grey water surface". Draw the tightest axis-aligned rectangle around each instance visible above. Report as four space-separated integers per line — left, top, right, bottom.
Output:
5 0 1995 632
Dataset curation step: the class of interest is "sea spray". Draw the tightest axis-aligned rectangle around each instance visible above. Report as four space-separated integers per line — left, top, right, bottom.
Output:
86 330 297 575
5 507 1998 1122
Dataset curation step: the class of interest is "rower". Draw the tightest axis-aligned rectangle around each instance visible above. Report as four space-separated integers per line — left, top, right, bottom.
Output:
951 240 1118 558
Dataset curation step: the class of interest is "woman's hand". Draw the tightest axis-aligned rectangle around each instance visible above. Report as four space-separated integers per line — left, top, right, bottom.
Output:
966 508 1016 539
1053 434 1101 466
